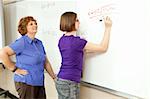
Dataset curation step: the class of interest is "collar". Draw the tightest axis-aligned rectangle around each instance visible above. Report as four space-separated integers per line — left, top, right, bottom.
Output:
25 35 38 44
64 31 77 36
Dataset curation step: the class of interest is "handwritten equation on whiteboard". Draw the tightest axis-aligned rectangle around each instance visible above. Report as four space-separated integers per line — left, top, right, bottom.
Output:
88 4 116 20
41 1 55 9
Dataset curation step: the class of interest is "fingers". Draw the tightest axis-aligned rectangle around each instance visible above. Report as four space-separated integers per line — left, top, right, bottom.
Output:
15 69 28 75
104 16 112 27
105 16 111 22
21 69 28 75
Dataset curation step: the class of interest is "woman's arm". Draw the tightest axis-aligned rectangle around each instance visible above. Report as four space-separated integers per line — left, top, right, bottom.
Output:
0 46 28 75
44 56 56 80
84 16 112 53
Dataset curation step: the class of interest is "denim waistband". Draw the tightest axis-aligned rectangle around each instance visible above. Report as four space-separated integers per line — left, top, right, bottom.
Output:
56 77 80 85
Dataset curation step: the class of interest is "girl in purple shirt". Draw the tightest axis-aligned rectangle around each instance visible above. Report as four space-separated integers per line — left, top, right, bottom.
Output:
55 12 112 99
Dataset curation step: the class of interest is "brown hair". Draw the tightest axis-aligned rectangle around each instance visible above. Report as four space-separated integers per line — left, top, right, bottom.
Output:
60 12 77 32
18 16 37 36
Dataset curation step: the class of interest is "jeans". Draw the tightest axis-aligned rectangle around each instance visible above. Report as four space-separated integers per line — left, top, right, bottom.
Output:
55 78 80 99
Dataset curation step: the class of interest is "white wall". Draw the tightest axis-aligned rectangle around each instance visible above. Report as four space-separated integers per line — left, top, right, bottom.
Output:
0 0 5 49
4 0 76 71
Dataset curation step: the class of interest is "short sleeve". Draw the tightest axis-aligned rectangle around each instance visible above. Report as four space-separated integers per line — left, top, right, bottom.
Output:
76 37 87 49
9 38 25 55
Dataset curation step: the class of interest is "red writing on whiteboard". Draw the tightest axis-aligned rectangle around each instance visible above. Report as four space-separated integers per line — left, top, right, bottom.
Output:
88 4 115 19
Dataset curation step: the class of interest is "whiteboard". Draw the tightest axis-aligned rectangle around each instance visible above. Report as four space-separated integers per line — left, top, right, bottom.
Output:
4 0 150 98
0 0 5 49
77 0 150 98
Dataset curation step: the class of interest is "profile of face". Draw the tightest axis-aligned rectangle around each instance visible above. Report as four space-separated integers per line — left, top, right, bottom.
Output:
26 21 37 34
75 18 80 30
18 16 37 36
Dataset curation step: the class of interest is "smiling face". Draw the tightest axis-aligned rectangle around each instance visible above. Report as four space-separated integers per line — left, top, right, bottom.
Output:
18 16 37 36
26 21 37 34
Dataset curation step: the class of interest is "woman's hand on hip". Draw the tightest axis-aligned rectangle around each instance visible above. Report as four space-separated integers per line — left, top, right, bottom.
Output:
15 68 28 75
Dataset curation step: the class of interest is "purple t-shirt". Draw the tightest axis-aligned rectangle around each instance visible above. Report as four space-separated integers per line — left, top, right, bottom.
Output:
58 34 87 83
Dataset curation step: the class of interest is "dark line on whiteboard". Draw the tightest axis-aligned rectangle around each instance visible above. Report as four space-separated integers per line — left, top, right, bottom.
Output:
81 81 143 99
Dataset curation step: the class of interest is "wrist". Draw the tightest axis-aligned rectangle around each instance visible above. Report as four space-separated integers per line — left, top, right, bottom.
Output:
52 75 56 79
105 27 111 31
12 66 18 72
53 76 56 79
